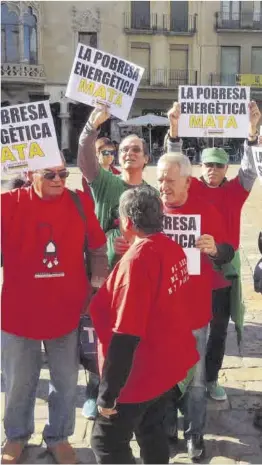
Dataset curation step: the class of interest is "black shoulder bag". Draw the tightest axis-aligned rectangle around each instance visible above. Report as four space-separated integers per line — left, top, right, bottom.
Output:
69 190 99 375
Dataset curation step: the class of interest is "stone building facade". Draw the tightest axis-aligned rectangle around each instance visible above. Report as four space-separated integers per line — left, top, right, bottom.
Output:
1 1 262 155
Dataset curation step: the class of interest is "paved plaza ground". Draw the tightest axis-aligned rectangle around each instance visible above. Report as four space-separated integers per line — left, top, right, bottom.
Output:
1 165 262 464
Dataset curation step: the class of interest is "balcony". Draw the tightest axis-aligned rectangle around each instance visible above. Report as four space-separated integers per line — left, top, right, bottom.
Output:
210 73 262 88
215 12 262 31
1 63 46 84
140 69 197 88
123 13 197 35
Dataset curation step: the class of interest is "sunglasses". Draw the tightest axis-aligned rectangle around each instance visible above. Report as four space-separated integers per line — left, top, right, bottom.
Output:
100 150 116 157
120 146 142 154
41 169 70 180
204 162 226 169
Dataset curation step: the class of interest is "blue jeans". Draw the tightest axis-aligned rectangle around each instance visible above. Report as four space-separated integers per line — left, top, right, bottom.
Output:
1 329 79 446
183 326 208 438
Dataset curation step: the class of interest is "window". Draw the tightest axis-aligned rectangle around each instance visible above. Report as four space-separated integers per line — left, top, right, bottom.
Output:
131 1 150 29
221 1 240 20
170 1 188 32
221 46 240 85
170 45 188 70
23 7 37 64
78 32 97 48
131 43 150 84
251 47 262 74
1 3 19 62
253 1 262 21
170 45 188 85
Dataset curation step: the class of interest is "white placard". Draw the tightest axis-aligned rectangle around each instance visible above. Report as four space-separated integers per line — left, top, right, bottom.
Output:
1 101 62 173
163 214 201 275
252 146 262 184
66 44 144 121
178 85 250 138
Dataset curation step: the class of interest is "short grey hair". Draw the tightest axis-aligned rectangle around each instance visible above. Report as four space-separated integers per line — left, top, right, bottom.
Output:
157 152 192 177
119 185 163 235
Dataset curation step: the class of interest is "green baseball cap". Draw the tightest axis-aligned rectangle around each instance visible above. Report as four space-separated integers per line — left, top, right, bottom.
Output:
201 148 229 165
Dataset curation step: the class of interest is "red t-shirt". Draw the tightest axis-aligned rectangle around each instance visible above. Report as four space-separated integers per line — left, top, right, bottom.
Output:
90 233 199 404
110 165 121 175
190 176 249 251
163 195 229 329
1 186 106 340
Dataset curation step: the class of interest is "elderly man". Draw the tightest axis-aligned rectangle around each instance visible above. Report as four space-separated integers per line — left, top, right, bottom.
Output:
1 160 108 464
157 152 234 460
89 185 199 464
166 101 261 403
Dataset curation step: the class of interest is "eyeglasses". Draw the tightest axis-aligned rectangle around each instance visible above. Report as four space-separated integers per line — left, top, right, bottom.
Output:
120 146 142 154
100 150 116 157
41 169 70 180
204 162 226 169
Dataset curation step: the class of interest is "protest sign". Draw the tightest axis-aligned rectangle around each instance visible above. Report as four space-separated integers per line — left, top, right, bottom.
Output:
66 44 144 121
1 101 61 173
178 86 250 138
163 214 201 275
252 146 262 184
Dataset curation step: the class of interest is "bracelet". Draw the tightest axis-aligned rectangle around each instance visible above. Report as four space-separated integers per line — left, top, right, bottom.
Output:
168 131 180 143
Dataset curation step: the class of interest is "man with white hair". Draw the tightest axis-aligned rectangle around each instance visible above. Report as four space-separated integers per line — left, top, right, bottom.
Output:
157 152 234 460
166 102 261 405
1 159 108 464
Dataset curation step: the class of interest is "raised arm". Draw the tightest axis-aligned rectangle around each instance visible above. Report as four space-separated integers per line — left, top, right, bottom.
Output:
238 101 261 192
165 102 183 153
77 105 110 183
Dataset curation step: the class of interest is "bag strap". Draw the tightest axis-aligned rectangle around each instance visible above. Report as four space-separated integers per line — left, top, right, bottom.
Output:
68 190 88 254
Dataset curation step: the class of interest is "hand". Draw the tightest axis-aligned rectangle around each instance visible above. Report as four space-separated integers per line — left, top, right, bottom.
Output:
249 101 261 135
89 104 110 130
167 102 181 138
114 237 130 256
98 405 117 419
196 234 217 256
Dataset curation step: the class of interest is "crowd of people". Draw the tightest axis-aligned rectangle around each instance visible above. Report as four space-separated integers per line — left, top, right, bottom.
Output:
1 99 261 465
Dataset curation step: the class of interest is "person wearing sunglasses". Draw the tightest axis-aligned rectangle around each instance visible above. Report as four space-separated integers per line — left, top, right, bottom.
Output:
81 138 120 205
97 144 121 175
1 159 108 465
78 104 152 271
165 101 261 451
78 105 153 421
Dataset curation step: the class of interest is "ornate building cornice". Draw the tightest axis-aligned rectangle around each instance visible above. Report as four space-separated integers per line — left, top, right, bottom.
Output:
71 5 101 33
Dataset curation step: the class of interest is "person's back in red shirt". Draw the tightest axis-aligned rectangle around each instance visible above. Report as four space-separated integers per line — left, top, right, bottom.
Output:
90 232 199 404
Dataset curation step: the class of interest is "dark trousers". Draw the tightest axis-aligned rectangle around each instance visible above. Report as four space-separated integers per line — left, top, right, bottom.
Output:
91 392 170 464
206 287 231 383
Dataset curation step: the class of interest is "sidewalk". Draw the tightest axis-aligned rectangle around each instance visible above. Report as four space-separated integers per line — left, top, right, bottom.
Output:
1 166 262 464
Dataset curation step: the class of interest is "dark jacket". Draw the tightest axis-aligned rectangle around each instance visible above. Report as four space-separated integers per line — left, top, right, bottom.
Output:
254 232 262 294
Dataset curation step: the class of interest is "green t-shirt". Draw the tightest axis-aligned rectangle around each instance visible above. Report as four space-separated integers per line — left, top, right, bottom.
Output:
90 167 156 269
90 168 133 269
